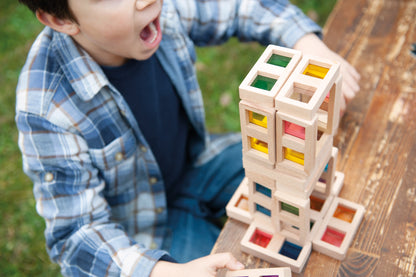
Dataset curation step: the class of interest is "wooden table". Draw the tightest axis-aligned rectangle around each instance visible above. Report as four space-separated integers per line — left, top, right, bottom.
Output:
212 0 416 275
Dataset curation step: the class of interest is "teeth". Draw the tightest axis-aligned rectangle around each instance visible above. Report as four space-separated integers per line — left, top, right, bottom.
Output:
149 22 158 43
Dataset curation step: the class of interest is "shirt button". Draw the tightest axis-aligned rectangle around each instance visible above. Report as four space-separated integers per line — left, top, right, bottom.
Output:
150 242 158 249
44 172 54 182
149 177 158 185
140 145 147 152
115 152 124 161
156 207 164 214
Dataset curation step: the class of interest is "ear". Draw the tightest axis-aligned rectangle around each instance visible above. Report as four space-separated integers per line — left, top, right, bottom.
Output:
36 10 80 36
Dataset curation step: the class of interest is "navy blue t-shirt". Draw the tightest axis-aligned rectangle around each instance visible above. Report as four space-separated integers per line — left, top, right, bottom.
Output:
102 56 190 196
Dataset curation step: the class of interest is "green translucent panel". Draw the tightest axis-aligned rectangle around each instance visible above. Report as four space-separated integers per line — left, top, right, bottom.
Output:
251 75 276 91
267 54 291 68
281 202 299 216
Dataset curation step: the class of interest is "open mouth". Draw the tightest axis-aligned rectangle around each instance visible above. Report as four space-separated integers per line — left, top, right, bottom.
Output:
140 17 160 45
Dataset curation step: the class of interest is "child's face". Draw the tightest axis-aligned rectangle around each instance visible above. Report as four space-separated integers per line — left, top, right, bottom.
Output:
69 0 163 66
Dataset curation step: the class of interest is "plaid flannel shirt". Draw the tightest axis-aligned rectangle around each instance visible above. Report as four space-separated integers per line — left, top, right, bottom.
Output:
15 0 321 276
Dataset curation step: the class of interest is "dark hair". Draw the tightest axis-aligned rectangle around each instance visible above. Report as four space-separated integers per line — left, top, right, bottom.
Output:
18 0 76 21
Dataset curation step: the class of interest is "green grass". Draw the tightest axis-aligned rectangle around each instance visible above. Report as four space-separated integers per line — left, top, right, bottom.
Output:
0 0 336 275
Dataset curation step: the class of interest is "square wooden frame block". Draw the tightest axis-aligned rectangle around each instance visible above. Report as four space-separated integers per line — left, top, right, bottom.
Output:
241 222 312 273
239 45 302 107
240 100 276 168
274 191 310 245
246 171 276 220
312 197 365 260
275 55 340 122
226 177 252 224
225 267 292 277
313 146 339 197
276 111 318 174
274 134 333 185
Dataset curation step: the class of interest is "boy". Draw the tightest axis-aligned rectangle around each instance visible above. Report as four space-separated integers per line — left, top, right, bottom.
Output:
15 0 360 276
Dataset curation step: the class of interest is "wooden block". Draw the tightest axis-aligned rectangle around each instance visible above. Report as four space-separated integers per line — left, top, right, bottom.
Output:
308 211 323 242
331 171 344 197
313 146 338 196
275 135 333 182
226 177 252 224
276 111 318 174
241 222 312 273
225 267 292 277
275 55 340 121
239 45 302 107
312 197 365 260
309 193 334 220
317 73 342 136
243 151 331 200
240 100 276 169
274 191 310 245
246 171 276 221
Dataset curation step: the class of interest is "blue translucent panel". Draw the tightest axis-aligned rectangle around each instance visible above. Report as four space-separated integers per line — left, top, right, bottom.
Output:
279 240 302 260
256 203 271 216
255 182 272 197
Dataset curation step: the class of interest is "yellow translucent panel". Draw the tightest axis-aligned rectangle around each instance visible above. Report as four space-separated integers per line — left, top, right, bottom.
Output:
251 137 268 154
249 111 267 128
284 148 304 165
303 64 329 79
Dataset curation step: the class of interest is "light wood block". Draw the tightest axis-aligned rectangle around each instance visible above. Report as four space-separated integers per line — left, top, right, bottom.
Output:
226 177 252 224
275 55 340 121
274 191 310 245
312 197 365 260
225 267 292 277
276 111 318 174
241 222 312 273
239 45 302 107
240 100 276 169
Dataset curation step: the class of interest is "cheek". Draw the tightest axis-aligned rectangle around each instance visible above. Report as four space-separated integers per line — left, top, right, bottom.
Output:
99 20 133 41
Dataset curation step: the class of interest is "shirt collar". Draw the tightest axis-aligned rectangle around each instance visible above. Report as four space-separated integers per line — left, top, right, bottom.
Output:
51 28 109 101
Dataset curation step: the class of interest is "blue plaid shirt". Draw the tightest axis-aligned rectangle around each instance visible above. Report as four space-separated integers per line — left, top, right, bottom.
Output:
16 0 321 276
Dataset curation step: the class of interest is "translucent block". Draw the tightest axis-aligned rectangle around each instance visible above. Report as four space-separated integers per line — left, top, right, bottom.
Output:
284 147 304 165
249 111 267 128
251 75 277 91
321 227 345 247
333 205 356 223
279 240 302 260
236 195 249 211
281 201 299 216
250 228 272 248
256 182 272 198
267 53 292 68
284 121 305 140
256 203 272 217
251 137 269 154
310 195 325 212
303 64 329 79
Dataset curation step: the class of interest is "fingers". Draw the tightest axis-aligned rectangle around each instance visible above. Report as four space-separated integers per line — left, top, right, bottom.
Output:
340 61 360 110
199 253 245 272
340 94 346 117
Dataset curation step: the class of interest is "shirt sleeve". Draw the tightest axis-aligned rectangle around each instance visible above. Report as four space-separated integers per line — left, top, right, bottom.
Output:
16 111 171 277
173 0 322 48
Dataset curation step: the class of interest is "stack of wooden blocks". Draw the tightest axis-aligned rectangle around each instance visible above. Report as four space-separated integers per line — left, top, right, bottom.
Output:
226 45 365 273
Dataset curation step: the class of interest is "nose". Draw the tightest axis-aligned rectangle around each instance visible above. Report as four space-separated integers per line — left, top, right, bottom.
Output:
136 0 157 10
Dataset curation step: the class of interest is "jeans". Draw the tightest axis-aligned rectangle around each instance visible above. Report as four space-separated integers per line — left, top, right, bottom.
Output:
162 141 244 263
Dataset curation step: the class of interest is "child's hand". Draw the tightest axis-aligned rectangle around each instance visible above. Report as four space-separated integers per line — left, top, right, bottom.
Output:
150 253 245 277
294 33 361 115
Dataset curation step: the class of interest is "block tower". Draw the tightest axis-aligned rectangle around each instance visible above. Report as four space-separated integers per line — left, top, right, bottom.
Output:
226 45 365 273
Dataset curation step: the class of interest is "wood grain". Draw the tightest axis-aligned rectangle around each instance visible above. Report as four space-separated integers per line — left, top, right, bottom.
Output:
212 0 416 276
